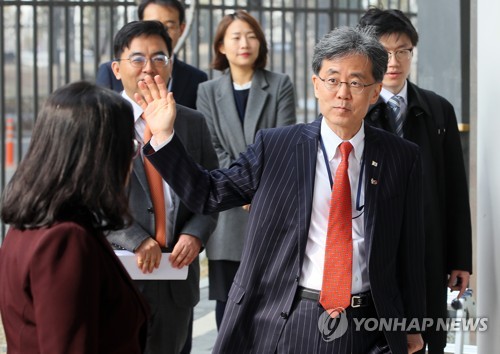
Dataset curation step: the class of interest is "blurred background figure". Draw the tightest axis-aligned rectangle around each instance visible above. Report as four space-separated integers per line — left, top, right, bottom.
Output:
196 9 297 329
359 8 472 354
97 0 207 110
0 81 148 354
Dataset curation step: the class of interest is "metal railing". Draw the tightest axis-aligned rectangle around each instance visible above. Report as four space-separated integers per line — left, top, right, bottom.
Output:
0 0 417 238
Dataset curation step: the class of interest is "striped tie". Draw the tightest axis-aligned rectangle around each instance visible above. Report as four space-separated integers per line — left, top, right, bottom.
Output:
320 141 353 317
387 95 404 137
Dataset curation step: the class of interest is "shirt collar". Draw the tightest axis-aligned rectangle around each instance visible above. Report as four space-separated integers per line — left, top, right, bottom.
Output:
320 119 365 164
121 91 143 123
380 80 408 105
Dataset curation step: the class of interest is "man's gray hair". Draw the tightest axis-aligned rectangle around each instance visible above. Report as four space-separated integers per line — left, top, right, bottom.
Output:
312 26 388 82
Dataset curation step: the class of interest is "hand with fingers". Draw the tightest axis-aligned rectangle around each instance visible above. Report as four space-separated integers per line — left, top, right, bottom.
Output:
448 270 470 298
134 75 177 145
169 234 202 269
135 237 163 274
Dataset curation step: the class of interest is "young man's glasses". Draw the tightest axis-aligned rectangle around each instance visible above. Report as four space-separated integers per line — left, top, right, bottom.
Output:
387 48 413 62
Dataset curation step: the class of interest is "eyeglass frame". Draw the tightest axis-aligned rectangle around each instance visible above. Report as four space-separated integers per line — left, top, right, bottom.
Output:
387 48 413 62
316 75 378 94
114 54 170 69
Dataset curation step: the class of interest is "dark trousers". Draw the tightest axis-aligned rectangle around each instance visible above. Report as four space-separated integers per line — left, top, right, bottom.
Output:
179 313 193 354
276 296 388 353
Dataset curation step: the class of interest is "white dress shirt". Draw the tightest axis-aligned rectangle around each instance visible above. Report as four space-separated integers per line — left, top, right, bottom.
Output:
300 119 369 294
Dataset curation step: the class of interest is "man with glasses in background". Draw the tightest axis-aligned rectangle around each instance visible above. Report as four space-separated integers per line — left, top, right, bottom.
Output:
359 8 472 354
97 0 207 110
106 20 218 354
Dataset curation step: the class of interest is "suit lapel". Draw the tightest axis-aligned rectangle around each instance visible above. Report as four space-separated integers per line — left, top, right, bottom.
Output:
362 124 383 266
296 119 321 267
243 70 269 144
133 157 152 202
216 73 247 153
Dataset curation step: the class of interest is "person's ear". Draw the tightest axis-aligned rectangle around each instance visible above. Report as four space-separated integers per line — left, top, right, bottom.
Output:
312 74 320 99
369 82 383 104
111 61 121 80
179 22 186 35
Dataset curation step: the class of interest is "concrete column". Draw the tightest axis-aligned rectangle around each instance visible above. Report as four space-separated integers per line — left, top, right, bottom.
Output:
477 0 500 352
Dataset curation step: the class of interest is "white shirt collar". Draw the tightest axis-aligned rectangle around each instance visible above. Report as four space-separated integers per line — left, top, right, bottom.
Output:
380 80 408 105
121 91 143 123
320 119 365 164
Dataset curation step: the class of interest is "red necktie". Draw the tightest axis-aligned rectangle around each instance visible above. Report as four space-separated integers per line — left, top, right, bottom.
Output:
320 141 353 315
142 116 167 247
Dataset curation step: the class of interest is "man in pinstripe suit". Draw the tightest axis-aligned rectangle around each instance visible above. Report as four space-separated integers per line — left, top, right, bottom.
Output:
137 26 426 354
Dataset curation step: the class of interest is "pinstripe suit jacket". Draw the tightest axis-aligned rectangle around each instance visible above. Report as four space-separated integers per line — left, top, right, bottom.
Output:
146 117 426 353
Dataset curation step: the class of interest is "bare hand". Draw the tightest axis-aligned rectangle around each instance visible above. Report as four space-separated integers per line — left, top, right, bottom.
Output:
169 234 202 269
406 333 424 353
134 75 176 144
242 204 251 212
135 237 162 274
448 270 470 298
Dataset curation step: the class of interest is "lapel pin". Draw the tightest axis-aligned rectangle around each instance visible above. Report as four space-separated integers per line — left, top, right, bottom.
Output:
371 178 378 185
371 161 378 167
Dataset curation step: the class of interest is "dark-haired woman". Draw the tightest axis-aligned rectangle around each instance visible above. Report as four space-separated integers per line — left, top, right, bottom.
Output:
196 10 297 328
0 82 148 354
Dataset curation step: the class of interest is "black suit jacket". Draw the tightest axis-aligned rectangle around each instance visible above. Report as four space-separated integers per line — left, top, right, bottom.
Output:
366 81 472 336
146 119 426 353
95 56 208 109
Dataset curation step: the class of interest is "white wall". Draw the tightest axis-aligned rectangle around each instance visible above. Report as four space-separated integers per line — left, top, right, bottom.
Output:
477 0 500 352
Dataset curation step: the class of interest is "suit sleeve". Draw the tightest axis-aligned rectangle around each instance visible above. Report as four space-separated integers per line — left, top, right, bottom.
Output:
177 116 219 245
275 74 297 127
31 226 102 353
399 148 426 325
441 100 473 273
106 220 151 252
146 128 265 216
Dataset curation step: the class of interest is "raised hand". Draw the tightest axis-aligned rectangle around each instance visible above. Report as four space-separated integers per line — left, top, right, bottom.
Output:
134 74 176 144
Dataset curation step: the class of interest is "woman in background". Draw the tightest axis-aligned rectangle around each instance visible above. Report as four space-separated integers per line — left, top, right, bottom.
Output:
0 82 148 354
196 10 296 328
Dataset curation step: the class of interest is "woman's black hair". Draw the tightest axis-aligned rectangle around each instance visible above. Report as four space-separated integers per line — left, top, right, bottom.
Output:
1 81 136 231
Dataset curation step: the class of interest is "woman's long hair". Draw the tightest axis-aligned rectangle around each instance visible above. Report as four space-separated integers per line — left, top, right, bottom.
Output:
1 81 136 231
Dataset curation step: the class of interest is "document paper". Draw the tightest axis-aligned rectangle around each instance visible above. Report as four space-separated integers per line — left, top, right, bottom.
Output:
114 250 188 280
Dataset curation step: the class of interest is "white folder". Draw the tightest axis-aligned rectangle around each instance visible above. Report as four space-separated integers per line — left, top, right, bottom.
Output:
114 250 188 280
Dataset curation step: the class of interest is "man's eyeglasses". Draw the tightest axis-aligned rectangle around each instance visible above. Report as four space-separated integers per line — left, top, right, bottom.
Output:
132 139 142 159
387 48 413 62
316 76 377 95
115 54 170 69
